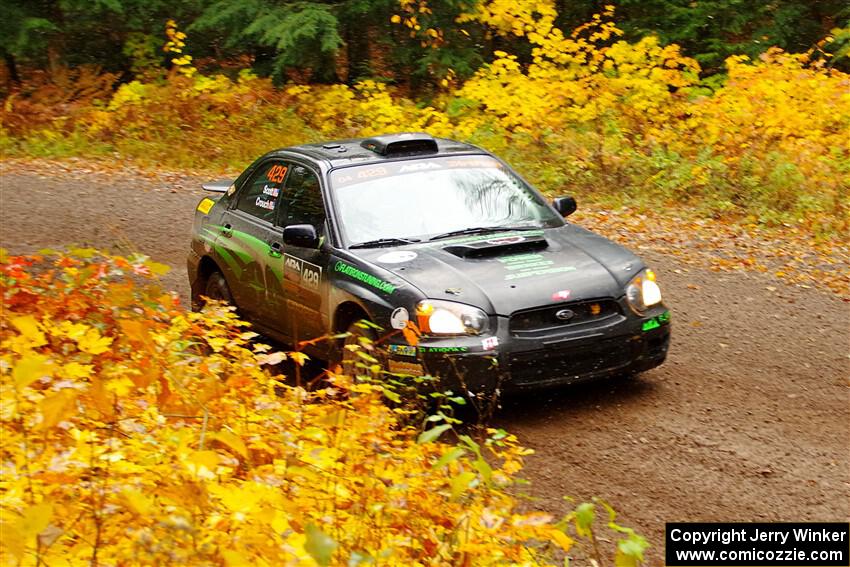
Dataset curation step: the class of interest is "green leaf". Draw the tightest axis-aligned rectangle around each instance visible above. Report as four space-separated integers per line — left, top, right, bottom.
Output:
144 260 171 276
304 523 337 566
417 423 452 444
616 535 649 567
381 387 401 403
450 471 477 500
574 502 596 537
433 446 465 468
473 455 492 483
458 434 480 452
68 247 98 258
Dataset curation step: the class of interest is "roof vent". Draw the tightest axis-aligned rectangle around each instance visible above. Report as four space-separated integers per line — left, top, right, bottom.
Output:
360 133 438 156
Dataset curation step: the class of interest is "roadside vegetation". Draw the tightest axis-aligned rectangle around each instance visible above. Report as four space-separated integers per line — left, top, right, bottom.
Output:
0 249 648 565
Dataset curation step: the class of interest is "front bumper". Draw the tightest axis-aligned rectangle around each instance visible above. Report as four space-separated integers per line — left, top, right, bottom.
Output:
384 304 670 393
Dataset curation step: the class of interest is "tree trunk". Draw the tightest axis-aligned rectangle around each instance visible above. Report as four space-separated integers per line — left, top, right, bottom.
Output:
3 50 21 88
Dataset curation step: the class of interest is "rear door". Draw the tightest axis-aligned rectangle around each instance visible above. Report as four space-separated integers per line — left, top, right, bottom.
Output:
215 159 289 323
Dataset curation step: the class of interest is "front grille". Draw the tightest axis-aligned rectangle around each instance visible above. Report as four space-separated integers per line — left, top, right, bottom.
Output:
509 299 621 335
508 337 635 386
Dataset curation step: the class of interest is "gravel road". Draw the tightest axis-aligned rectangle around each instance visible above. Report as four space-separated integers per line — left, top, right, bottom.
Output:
2 167 848 564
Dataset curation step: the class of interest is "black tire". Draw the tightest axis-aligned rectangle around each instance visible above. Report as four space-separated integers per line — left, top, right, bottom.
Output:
203 271 233 305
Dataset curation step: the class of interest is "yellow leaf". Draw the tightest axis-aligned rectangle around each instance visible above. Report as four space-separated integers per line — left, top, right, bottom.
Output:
289 351 309 366
12 315 47 347
39 390 77 429
17 502 53 540
212 430 248 459
121 489 154 516
105 377 134 397
77 328 113 355
61 362 93 380
185 450 220 478
549 528 574 551
13 354 51 389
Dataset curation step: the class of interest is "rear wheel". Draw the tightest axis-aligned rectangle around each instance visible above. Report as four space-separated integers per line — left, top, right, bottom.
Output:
203 271 233 305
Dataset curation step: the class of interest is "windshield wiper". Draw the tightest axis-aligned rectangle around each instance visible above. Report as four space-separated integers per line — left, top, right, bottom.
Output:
349 237 421 249
428 225 540 242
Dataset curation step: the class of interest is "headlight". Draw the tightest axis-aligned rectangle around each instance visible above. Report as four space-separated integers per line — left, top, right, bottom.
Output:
415 300 489 335
625 269 662 314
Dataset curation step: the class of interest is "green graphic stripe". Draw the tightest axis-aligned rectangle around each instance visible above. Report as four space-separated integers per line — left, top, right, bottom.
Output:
334 261 396 294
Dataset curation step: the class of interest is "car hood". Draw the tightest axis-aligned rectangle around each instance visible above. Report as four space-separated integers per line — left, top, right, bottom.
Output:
351 225 643 315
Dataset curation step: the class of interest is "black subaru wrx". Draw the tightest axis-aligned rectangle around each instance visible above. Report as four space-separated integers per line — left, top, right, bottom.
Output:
187 133 670 392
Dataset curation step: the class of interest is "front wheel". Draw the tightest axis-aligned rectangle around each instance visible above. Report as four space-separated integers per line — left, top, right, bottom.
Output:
340 320 384 378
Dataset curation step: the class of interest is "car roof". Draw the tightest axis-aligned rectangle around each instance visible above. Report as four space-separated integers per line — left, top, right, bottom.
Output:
267 133 487 168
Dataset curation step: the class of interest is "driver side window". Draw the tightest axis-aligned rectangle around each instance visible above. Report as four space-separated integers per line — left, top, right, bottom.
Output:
235 161 288 223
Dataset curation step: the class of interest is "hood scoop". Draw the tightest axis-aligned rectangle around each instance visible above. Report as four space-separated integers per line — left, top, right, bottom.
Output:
442 234 548 258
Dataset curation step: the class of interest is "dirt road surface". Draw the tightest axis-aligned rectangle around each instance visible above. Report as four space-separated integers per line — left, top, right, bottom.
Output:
2 167 848 563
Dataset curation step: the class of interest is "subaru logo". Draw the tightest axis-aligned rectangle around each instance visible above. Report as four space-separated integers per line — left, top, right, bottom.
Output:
555 309 575 322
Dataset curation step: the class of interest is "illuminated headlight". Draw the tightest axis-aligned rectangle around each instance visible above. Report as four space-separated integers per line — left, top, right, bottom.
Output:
625 269 663 314
415 300 489 335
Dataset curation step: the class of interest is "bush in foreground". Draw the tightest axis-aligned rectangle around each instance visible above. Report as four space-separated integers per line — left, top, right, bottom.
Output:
0 250 647 566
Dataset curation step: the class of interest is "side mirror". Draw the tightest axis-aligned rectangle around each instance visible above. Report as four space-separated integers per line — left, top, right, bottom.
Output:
282 224 320 249
552 196 577 217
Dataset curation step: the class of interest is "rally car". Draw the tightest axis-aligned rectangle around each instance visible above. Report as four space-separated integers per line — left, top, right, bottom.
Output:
187 132 670 391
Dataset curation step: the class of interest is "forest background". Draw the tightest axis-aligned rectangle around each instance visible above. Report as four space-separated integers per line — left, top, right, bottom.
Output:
2 0 849 237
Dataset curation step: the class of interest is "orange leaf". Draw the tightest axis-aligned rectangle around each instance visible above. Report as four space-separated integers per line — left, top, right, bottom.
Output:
39 390 77 429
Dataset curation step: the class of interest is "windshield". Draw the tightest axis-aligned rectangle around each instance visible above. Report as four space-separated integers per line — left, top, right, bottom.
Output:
330 156 562 245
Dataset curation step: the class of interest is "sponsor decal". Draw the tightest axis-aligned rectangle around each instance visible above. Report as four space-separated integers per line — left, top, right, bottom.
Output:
642 310 671 332
255 196 276 210
481 337 499 351
487 235 525 246
390 307 410 330
551 289 571 301
498 253 577 281
284 254 322 291
197 198 215 215
266 164 288 183
387 360 424 375
376 251 417 263
432 229 545 248
387 344 417 357
399 162 441 173
418 346 469 353
334 261 396 294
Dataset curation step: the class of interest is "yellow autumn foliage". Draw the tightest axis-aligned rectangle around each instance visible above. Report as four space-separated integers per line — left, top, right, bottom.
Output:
0 251 649 565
